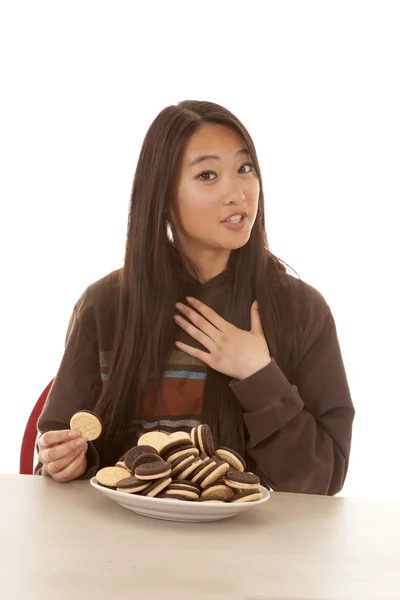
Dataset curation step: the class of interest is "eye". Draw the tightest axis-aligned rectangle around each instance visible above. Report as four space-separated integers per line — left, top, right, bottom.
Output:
196 162 255 182
197 171 216 182
239 162 255 173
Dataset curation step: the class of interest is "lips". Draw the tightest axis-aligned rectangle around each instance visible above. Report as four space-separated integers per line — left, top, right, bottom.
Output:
221 211 248 223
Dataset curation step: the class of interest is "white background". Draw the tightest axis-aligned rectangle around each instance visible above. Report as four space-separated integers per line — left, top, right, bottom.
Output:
1 1 399 499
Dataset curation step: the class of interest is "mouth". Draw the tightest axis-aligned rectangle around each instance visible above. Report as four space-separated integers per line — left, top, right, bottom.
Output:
221 211 249 232
221 211 248 224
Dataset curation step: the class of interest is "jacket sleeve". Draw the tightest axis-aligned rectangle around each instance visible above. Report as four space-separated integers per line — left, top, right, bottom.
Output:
230 306 355 495
34 292 101 479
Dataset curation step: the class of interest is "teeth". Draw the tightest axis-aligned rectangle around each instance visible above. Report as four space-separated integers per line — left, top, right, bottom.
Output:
226 215 243 223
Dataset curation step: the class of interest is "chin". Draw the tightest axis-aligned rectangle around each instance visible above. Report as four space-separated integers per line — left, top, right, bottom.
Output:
224 233 252 251
228 240 249 251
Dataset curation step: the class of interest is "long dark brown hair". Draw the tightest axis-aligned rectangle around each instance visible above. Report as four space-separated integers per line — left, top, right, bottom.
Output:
94 100 305 455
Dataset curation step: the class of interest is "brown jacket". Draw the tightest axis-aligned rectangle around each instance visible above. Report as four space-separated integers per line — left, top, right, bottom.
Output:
36 269 355 495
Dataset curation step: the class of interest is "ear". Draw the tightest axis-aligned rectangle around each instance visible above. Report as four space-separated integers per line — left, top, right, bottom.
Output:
166 221 174 242
168 205 182 241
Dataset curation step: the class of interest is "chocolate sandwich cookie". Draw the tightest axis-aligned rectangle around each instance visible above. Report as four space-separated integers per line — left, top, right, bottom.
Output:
141 476 172 497
137 431 169 452
115 460 129 471
160 438 195 460
70 410 103 441
196 460 230 489
131 453 164 473
189 458 217 484
96 466 131 489
123 445 159 471
228 490 263 503
190 426 197 448
170 454 196 476
200 481 234 501
157 493 185 501
174 456 203 480
135 460 171 481
172 479 201 493
166 445 199 464
214 447 246 472
199 495 225 503
162 483 200 501
116 475 151 494
191 424 215 456
224 470 260 490
168 431 191 442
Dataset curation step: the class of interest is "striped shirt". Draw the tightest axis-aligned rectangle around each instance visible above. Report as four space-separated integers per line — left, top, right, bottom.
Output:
100 349 206 437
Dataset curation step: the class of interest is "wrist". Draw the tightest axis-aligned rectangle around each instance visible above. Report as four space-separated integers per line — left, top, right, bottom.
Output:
237 356 272 380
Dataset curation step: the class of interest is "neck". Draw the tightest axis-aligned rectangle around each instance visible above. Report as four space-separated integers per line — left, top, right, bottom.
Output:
183 247 231 283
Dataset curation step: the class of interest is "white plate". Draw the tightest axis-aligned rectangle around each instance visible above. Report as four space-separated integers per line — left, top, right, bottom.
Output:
90 477 270 523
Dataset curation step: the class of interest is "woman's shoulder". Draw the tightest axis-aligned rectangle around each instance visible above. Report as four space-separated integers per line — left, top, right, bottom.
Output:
85 268 121 302
66 269 121 348
73 268 121 320
271 261 332 325
289 273 330 316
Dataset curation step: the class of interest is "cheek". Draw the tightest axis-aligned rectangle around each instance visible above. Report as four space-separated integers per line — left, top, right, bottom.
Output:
247 179 260 204
179 191 219 231
247 182 260 218
187 188 218 208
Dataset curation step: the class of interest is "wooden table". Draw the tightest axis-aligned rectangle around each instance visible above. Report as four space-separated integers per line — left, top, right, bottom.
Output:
1 474 399 599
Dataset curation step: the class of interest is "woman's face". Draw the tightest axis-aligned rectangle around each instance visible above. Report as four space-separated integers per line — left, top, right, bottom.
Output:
171 124 260 264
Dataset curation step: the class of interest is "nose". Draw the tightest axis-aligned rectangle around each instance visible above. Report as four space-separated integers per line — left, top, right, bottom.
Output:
223 180 245 205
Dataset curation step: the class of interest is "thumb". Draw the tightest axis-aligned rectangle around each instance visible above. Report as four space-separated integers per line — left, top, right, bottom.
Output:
250 300 263 334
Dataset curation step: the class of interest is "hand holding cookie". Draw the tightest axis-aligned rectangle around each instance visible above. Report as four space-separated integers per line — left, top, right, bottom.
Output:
39 410 103 483
38 429 88 483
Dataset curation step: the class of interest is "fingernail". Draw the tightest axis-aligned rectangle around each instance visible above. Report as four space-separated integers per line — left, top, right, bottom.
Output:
254 300 259 309
69 430 80 437
175 302 184 310
186 297 195 303
75 437 86 446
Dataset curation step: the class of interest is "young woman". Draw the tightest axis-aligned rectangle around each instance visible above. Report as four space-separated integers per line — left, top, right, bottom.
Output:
36 100 354 495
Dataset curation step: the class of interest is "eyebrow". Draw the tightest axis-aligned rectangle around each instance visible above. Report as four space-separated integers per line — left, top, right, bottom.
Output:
188 147 251 168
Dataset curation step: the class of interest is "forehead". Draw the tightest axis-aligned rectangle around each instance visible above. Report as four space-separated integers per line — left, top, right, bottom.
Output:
183 123 245 159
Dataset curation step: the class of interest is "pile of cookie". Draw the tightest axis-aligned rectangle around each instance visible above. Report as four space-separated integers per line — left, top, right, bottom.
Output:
95 425 263 504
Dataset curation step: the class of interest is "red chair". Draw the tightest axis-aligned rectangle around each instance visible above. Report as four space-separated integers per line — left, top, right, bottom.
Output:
20 379 54 474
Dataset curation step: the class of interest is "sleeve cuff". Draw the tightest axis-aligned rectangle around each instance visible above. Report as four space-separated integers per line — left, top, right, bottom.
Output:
230 358 294 413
